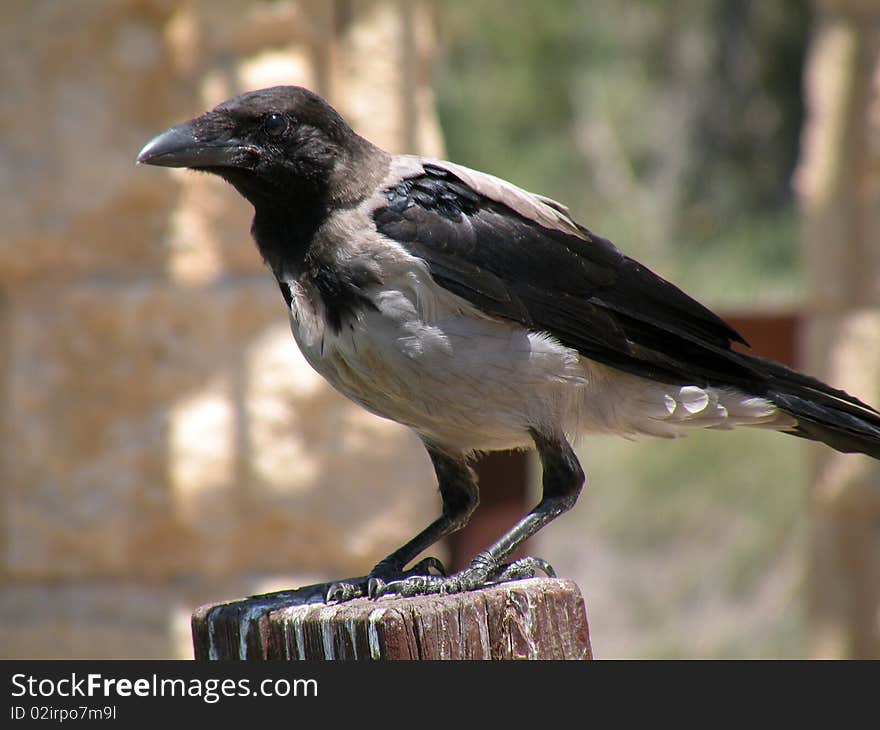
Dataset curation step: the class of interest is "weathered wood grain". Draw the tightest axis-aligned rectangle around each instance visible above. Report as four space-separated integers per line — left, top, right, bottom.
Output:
192 577 591 660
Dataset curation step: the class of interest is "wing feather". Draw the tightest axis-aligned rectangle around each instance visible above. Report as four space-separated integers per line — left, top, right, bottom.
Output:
373 158 880 458
375 159 750 386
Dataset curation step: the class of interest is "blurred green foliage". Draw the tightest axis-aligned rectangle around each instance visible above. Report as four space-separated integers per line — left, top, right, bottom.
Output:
436 0 810 307
435 0 812 657
558 430 807 657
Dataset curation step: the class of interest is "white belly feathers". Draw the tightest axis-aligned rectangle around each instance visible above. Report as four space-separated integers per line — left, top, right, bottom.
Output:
285 257 792 454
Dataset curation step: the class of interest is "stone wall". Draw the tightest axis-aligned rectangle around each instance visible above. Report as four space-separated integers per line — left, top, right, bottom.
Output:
0 0 444 658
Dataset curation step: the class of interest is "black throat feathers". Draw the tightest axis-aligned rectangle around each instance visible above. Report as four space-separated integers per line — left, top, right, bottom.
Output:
251 200 328 277
252 202 380 334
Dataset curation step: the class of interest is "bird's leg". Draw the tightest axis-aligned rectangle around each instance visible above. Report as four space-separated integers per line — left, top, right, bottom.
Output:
376 430 584 597
326 444 478 602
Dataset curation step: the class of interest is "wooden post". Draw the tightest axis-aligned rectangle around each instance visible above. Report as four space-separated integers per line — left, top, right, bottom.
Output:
192 577 591 660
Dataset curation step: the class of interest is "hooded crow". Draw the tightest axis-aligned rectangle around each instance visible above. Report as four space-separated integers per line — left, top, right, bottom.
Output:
138 86 880 602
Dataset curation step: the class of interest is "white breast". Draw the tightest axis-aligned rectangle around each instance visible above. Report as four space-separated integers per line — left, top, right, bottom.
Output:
285 253 791 454
285 255 581 451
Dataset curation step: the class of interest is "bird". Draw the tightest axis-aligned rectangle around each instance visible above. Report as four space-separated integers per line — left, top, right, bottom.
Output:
138 86 880 602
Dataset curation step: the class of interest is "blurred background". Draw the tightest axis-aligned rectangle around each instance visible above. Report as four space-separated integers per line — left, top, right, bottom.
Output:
1 0 878 659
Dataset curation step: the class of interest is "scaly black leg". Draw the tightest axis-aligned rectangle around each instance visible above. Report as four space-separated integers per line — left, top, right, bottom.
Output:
326 443 478 602
375 430 584 597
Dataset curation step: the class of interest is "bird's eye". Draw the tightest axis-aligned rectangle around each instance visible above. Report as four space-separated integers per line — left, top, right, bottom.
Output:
263 112 288 137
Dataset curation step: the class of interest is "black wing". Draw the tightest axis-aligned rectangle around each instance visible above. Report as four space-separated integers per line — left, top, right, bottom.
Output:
373 162 756 389
372 161 880 457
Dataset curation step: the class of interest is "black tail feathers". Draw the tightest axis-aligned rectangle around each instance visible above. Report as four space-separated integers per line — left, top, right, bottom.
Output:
752 356 880 460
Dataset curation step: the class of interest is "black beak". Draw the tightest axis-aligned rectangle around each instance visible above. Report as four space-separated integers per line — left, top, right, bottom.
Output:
136 121 247 169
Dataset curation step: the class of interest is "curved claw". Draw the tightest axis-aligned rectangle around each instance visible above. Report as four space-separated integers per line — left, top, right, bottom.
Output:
366 576 387 599
493 557 556 583
406 556 448 577
322 556 450 602
365 556 449 599
371 580 395 599
325 580 366 603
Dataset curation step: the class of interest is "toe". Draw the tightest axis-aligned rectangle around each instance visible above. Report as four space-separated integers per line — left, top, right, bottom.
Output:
407 556 448 577
492 557 556 583
325 581 364 603
366 576 387 599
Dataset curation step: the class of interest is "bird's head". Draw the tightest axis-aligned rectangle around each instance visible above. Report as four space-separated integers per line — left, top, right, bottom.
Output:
137 86 383 208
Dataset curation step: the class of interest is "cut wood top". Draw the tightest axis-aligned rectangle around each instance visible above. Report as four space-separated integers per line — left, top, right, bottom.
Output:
192 577 591 660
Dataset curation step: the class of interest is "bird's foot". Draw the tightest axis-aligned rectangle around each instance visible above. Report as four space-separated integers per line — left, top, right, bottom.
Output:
325 556 447 603
373 552 555 598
